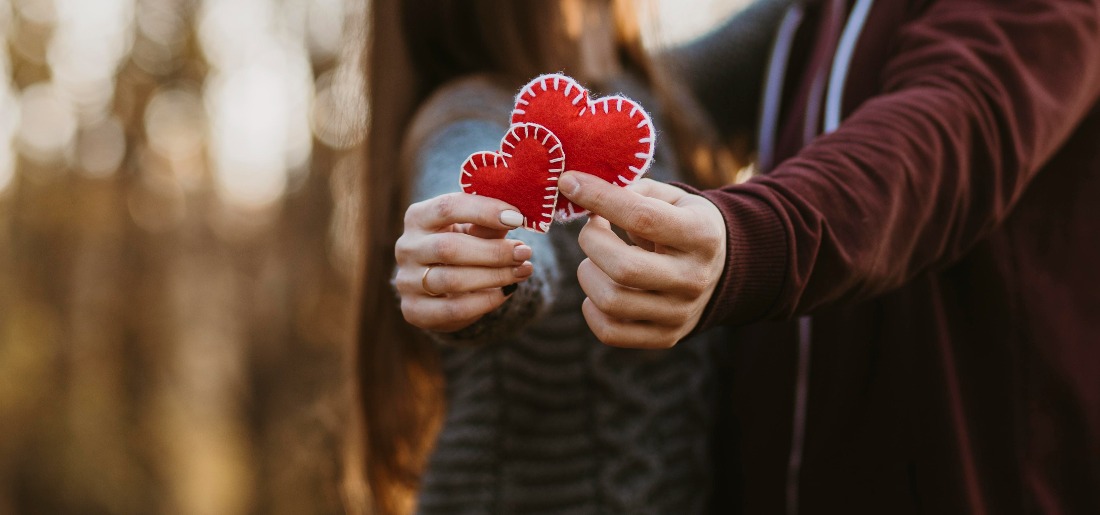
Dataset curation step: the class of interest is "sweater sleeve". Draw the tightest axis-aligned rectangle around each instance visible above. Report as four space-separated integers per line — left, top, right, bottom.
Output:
400 77 560 346
695 0 1100 329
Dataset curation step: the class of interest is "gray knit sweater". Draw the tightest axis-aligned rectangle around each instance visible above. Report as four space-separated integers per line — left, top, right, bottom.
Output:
405 76 719 515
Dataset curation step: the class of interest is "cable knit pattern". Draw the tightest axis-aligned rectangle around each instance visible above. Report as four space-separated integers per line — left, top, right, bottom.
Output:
406 76 718 514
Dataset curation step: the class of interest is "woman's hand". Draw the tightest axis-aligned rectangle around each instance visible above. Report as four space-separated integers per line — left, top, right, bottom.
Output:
394 192 534 333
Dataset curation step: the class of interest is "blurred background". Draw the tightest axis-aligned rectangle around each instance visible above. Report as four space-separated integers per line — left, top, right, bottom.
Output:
0 0 747 513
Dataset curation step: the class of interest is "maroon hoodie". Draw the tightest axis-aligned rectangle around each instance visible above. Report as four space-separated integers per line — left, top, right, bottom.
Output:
688 0 1100 513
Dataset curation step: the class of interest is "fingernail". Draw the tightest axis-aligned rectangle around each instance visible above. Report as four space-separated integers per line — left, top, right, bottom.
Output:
513 261 533 278
513 244 532 262
559 172 579 196
502 283 519 296
500 210 523 227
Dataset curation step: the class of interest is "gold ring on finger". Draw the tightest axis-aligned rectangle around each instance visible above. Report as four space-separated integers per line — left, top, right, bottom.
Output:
421 264 445 297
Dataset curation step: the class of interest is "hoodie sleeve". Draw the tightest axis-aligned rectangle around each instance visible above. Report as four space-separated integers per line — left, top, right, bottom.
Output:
693 0 1100 328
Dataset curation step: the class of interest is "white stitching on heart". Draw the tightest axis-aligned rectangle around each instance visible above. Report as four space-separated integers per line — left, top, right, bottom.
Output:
510 73 656 221
458 123 566 233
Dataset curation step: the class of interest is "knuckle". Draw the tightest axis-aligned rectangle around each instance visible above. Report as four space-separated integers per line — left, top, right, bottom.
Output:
681 221 709 246
665 303 692 325
434 194 457 220
587 285 612 312
433 236 457 262
677 302 696 323
627 203 661 237
696 221 724 255
393 235 412 260
688 267 713 295
577 225 596 254
592 323 617 346
604 305 630 322
391 268 410 292
497 242 515 264
635 178 657 190
404 202 422 227
600 287 627 317
705 219 725 245
609 259 641 286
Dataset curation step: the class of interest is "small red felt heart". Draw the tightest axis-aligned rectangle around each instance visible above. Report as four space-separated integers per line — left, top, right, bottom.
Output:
511 74 655 220
460 123 564 233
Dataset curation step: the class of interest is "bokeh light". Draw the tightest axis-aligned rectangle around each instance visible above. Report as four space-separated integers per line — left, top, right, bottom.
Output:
205 56 311 208
16 82 76 166
306 0 346 61
144 86 205 181
313 65 368 150
199 0 313 209
0 43 17 193
643 0 753 48
76 114 126 178
48 0 133 116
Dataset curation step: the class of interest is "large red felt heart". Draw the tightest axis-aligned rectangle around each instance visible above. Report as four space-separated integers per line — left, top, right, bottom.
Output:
460 123 564 233
511 74 655 221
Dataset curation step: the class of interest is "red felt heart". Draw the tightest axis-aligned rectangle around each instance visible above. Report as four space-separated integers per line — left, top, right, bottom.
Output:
511 74 655 220
460 123 564 233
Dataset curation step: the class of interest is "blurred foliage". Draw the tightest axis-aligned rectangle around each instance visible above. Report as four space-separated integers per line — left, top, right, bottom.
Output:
0 0 366 513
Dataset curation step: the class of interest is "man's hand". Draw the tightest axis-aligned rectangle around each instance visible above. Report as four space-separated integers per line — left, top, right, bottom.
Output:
558 171 727 348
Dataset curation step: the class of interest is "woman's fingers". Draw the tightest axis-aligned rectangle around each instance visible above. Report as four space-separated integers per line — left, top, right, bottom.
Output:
397 232 532 267
395 192 536 333
407 192 524 231
461 223 511 240
397 262 532 296
401 288 512 332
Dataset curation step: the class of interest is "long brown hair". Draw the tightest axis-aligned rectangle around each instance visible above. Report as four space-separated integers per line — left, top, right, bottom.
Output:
358 2 735 513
